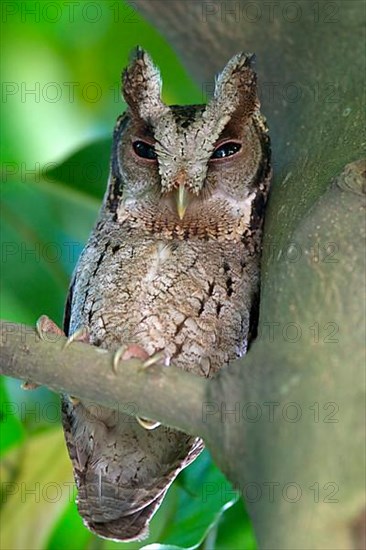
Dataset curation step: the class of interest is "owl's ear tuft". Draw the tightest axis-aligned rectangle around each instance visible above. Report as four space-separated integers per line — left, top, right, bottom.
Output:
122 47 169 123
210 52 259 123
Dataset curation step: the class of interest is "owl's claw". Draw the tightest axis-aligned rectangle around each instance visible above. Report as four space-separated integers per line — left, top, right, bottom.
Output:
138 351 164 428
63 326 89 405
34 315 87 405
112 344 149 373
141 351 165 369
21 381 39 390
63 326 89 349
68 395 80 406
112 346 127 373
36 314 64 341
136 417 161 430
23 315 65 391
112 344 162 429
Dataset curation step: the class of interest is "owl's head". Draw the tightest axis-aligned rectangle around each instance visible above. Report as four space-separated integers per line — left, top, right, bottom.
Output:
105 48 270 240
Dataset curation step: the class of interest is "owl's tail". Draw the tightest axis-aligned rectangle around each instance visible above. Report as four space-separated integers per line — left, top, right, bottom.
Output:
62 398 203 541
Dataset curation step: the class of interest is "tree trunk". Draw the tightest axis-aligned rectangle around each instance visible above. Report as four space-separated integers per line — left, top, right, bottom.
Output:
131 1 366 548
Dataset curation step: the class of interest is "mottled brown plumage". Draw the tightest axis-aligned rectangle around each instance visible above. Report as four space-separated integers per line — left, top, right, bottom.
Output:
62 48 271 541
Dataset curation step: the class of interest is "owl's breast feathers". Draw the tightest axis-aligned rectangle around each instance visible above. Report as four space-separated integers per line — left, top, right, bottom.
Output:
69 223 261 374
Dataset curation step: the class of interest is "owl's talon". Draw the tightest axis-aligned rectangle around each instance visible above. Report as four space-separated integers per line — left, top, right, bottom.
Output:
112 344 150 373
36 318 47 341
112 346 127 373
33 317 88 399
36 315 64 341
21 381 39 390
68 395 80 406
136 416 161 430
63 326 89 349
29 315 65 390
141 351 165 369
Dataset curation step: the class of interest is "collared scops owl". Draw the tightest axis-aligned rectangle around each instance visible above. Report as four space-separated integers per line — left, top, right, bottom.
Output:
61 48 271 541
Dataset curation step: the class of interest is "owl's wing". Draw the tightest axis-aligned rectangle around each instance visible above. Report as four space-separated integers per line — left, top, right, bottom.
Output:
61 397 203 541
61 281 203 541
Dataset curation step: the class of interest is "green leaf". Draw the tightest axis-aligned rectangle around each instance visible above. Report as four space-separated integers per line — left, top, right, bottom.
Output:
44 139 112 201
0 428 74 550
215 500 257 550
140 450 239 550
4 377 61 432
47 498 92 550
0 377 25 455
1 177 98 325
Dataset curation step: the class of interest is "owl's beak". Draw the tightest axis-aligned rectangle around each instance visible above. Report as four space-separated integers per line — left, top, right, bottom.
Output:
175 183 189 220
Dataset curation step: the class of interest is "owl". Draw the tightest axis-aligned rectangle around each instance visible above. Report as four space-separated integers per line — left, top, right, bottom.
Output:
59 48 271 541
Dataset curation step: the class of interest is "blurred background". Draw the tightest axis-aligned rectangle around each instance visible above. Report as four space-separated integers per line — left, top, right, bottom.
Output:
1 1 255 548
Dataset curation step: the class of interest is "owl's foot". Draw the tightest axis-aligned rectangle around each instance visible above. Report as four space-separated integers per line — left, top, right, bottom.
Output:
136 417 161 430
36 314 65 341
33 315 89 405
112 344 162 430
64 325 90 405
138 350 165 429
112 344 149 373
21 381 39 390
22 315 64 390
112 345 165 371
63 325 89 348
141 351 165 369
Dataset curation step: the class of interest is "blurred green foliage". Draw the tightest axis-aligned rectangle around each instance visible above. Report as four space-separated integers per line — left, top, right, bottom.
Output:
1 1 255 548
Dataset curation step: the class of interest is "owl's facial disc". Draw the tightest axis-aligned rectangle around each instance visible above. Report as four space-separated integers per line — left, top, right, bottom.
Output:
129 129 245 220
130 136 191 219
120 49 261 222
170 139 243 219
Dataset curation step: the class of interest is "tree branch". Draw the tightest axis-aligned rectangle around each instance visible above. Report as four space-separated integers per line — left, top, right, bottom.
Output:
0 321 209 440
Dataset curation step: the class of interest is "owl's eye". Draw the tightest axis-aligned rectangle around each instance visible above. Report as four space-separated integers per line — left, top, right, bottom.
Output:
132 140 157 160
211 141 241 160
